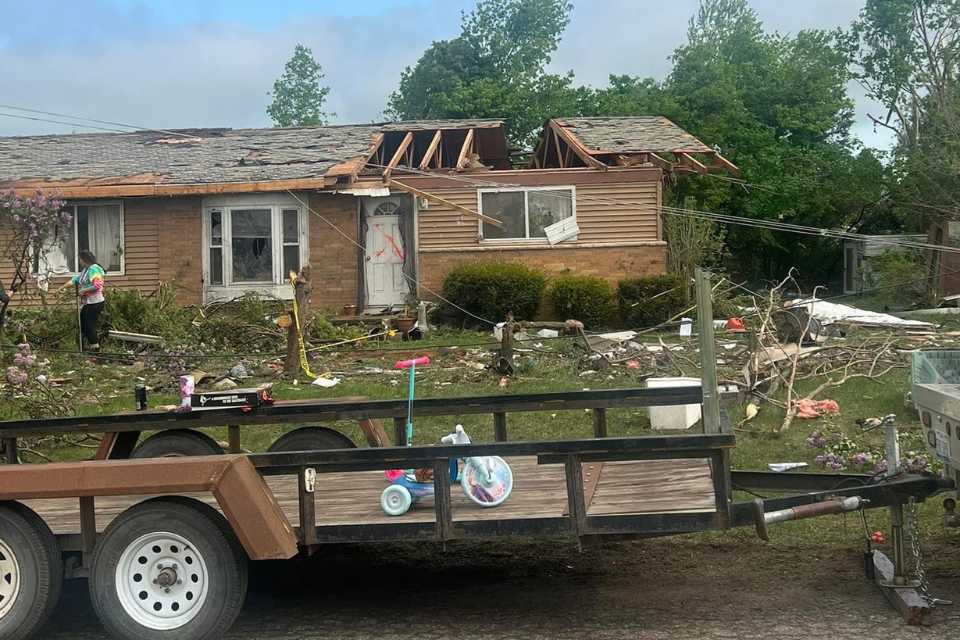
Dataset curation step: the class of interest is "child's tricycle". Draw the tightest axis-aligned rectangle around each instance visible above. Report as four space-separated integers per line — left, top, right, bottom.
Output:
380 425 514 516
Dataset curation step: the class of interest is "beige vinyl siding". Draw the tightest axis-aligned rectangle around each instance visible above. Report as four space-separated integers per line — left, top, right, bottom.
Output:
417 188 481 248
0 198 163 307
418 179 661 249
116 199 161 291
574 181 659 243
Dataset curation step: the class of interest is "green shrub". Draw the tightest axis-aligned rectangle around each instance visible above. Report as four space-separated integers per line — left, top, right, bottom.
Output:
548 275 614 329
617 274 689 328
860 248 936 308
441 261 547 323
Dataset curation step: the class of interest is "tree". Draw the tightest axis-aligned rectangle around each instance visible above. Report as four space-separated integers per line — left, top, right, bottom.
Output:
585 0 880 282
385 0 574 146
267 44 333 127
848 1 960 277
0 189 69 339
847 0 959 149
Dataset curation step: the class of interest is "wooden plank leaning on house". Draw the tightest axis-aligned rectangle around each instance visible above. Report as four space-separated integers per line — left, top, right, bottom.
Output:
387 180 503 228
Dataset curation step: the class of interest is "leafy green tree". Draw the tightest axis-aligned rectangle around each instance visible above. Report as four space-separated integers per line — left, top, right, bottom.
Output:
386 0 574 146
848 1 960 237
584 0 881 282
847 0 959 149
267 44 333 127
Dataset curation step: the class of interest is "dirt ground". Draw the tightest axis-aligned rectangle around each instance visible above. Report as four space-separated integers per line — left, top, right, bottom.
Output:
36 536 960 640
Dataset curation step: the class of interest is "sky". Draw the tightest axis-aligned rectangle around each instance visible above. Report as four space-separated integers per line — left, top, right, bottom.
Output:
0 0 893 150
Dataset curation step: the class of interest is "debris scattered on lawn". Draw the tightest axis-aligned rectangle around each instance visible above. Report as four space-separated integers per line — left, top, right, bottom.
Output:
788 299 936 331
793 398 839 419
229 364 255 379
311 377 341 388
211 378 238 391
768 462 808 472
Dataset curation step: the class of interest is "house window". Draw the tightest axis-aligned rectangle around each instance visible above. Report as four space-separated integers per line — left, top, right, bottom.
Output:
478 187 575 241
36 203 124 275
203 196 308 297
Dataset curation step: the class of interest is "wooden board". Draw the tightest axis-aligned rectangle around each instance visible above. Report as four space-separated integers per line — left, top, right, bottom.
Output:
24 457 716 538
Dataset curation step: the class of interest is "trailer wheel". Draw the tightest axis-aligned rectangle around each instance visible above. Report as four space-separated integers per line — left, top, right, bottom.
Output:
267 426 355 452
90 498 248 640
131 430 223 458
0 502 63 640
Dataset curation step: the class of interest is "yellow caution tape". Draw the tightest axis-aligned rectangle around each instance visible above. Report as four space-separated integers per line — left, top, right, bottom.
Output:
289 272 326 380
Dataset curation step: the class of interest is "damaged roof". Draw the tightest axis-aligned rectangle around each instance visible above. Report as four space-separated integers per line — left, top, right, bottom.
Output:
0 119 504 190
554 117 715 154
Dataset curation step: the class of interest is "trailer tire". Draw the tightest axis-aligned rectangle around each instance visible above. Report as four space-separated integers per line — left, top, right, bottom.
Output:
131 430 224 458
90 498 248 640
0 502 62 640
267 426 355 452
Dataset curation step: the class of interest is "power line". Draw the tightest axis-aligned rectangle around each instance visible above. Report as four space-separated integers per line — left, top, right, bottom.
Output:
0 105 500 326
4 103 958 264
0 111 129 134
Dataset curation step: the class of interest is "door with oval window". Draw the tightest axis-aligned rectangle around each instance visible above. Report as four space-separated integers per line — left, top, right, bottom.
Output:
363 196 409 309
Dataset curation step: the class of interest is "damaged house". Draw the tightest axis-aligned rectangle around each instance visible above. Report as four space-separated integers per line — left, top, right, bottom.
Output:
0 117 736 312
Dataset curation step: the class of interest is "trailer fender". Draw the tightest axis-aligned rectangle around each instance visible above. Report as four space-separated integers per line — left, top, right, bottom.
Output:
0 456 297 561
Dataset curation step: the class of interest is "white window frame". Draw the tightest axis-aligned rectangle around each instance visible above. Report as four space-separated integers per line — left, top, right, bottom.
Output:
201 193 310 302
477 185 577 243
31 201 125 276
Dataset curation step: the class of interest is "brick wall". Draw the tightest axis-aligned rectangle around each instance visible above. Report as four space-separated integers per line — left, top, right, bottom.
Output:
417 242 667 299
155 197 204 306
306 193 360 311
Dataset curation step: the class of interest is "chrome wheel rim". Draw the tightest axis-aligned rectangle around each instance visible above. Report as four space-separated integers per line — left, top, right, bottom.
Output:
0 538 21 620
115 532 209 630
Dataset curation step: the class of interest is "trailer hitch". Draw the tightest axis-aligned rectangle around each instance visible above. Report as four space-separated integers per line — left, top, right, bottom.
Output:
752 496 864 541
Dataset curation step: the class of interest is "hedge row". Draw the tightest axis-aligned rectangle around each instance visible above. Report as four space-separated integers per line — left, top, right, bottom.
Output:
440 261 688 329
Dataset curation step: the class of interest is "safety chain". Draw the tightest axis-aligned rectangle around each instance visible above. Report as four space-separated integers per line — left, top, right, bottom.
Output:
906 497 952 607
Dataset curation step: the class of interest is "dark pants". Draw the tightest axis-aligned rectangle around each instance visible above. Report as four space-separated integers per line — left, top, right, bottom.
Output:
80 301 104 347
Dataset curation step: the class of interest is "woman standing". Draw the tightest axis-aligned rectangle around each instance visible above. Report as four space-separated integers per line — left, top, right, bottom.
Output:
58 250 105 352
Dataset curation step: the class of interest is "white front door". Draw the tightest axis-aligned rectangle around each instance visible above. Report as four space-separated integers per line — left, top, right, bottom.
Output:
364 197 408 308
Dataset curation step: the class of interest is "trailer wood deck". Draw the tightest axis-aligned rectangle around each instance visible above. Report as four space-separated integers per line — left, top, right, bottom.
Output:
25 457 716 542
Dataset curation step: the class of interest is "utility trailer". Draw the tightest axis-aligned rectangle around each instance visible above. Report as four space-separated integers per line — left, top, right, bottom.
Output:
0 386 952 640
0 271 953 640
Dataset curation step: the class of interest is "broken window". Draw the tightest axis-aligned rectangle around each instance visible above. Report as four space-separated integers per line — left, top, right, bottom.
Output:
36 203 124 274
203 200 306 292
231 209 273 283
479 187 574 241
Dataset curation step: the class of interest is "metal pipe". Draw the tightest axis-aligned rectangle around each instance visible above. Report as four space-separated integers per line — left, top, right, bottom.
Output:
752 496 863 541
883 413 900 477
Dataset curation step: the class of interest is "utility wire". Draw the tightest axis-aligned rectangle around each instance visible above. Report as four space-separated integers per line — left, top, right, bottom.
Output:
2 105 953 256
0 106 500 326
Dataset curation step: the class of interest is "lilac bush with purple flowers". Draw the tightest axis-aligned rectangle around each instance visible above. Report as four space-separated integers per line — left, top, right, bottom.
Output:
2 343 71 419
0 188 68 338
806 427 934 475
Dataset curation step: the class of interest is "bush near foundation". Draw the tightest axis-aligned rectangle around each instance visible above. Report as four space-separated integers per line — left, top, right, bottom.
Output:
548 275 614 329
441 261 547 323
617 275 688 328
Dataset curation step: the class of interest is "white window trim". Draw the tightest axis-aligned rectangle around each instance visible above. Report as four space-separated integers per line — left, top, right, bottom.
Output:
31 201 126 276
201 193 309 303
477 185 577 244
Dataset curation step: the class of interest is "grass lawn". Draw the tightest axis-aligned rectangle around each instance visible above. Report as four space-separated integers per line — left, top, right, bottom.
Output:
4 326 958 553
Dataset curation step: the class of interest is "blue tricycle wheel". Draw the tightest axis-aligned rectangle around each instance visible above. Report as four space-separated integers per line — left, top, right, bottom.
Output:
381 484 413 516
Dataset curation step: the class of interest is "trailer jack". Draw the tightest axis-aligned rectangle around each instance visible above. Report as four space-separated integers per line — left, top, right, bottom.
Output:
752 496 864 541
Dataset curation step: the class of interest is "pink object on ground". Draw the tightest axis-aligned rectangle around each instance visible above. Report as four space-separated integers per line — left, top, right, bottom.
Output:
396 356 430 369
793 398 840 419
